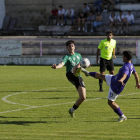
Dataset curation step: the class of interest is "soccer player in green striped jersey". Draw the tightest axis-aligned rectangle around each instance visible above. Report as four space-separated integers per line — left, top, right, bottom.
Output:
52 40 86 117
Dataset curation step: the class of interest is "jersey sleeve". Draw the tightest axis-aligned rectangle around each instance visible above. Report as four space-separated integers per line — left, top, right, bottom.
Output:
98 40 103 49
123 65 129 75
62 55 68 65
132 66 136 74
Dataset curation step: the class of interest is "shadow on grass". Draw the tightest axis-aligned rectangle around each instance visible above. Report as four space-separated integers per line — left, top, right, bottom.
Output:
128 118 140 119
24 97 76 99
0 116 61 119
0 90 68 93
0 120 65 125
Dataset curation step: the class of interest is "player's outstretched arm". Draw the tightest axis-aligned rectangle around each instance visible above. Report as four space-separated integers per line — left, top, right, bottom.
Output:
52 62 64 69
133 72 140 89
118 73 127 86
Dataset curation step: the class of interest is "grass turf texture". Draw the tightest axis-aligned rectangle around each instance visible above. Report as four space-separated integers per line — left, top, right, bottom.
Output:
0 66 140 140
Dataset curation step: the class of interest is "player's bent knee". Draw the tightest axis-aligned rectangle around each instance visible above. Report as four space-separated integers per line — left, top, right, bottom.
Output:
108 100 113 106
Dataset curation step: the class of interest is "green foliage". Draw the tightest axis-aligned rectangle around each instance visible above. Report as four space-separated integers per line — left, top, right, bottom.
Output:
0 66 140 140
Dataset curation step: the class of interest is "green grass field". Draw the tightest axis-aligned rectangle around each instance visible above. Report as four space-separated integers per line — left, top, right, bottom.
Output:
0 66 140 140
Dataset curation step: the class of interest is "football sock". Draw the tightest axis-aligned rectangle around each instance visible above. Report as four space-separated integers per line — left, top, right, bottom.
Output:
114 107 123 116
71 104 79 112
89 72 96 78
99 79 103 90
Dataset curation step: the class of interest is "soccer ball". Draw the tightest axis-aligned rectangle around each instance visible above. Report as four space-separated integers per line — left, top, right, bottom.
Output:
80 58 90 68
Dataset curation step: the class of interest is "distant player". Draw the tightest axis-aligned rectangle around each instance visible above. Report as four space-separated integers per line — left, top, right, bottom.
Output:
52 40 86 117
77 51 140 122
97 31 116 92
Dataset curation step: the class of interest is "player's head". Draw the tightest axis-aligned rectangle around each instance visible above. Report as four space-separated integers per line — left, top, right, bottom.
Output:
66 40 75 54
123 51 132 62
106 31 113 40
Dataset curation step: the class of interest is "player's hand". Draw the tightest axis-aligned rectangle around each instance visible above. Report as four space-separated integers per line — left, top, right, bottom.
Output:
96 59 99 64
113 55 116 59
135 83 140 89
52 64 57 69
118 79 125 86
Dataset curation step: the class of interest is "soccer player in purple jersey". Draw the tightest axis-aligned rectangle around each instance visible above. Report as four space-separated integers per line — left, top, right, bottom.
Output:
76 51 140 122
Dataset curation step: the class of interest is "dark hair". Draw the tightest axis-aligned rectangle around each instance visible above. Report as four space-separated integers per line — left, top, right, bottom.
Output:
119 10 122 13
59 5 63 8
84 3 87 5
66 40 75 47
128 10 131 13
106 31 113 35
123 51 132 60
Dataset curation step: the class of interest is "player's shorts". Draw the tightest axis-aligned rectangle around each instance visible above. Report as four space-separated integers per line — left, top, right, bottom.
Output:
105 74 118 101
66 71 85 90
100 57 114 73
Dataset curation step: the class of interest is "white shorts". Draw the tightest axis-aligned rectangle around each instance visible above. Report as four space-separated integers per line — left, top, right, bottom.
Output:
105 74 118 101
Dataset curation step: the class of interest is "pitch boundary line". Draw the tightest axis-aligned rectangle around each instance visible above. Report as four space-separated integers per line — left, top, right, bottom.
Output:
1 86 140 114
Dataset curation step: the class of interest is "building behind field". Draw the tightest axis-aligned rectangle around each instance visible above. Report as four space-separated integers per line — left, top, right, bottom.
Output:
0 0 140 36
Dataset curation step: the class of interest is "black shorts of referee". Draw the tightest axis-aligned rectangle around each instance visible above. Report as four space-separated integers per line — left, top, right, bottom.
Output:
100 57 114 73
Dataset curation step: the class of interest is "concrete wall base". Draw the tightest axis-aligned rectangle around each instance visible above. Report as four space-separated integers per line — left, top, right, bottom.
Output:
0 55 140 65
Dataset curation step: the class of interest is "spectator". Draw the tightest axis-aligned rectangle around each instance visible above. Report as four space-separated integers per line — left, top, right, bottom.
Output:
94 11 102 32
78 11 86 31
83 3 90 18
48 6 58 25
124 11 134 32
64 7 75 25
109 12 118 33
85 11 95 32
57 5 65 26
94 0 102 12
117 10 125 33
101 0 116 12
101 0 109 12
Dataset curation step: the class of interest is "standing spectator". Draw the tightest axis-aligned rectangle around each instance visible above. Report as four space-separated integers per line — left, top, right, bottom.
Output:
101 0 109 12
78 11 86 31
64 7 75 25
109 12 118 33
83 3 90 18
94 0 102 12
94 11 102 32
117 10 125 33
124 11 134 32
57 5 65 26
85 11 95 32
48 6 58 25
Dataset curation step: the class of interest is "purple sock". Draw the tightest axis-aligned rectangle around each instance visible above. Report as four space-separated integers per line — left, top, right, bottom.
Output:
89 72 96 78
114 107 123 116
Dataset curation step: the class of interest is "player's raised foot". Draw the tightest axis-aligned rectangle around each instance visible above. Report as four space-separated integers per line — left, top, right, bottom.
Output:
75 67 81 77
68 109 75 118
81 67 90 76
117 116 127 122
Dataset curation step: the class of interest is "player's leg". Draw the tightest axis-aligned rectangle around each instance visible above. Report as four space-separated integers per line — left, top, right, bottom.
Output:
69 86 86 116
107 58 114 75
68 76 86 117
108 88 127 122
98 58 106 92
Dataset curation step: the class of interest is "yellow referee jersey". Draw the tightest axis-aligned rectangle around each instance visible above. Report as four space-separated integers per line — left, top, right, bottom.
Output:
98 38 116 60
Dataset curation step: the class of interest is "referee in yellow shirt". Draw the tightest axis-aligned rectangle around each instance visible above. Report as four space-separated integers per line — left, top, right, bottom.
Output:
97 31 116 92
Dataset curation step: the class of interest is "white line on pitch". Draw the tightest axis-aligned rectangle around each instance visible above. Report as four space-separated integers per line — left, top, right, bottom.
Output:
0 92 139 114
